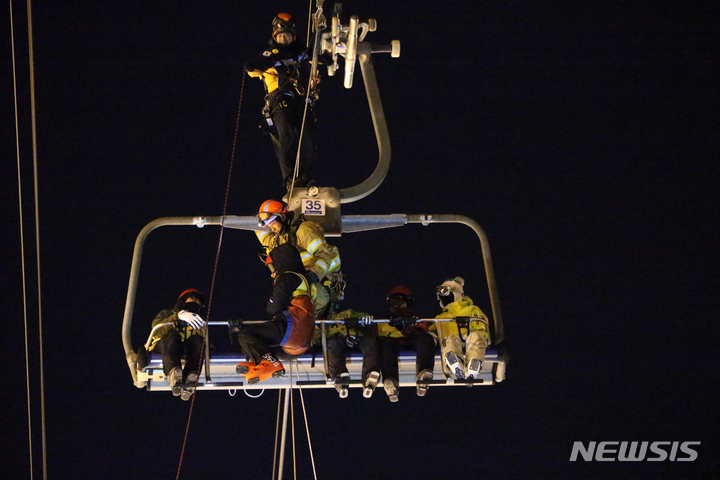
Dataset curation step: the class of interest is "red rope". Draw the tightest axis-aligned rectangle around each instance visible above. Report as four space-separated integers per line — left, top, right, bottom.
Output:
175 71 248 480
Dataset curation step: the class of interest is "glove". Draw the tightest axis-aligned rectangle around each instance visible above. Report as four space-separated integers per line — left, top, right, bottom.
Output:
389 316 416 330
358 315 374 327
305 271 319 284
178 310 206 330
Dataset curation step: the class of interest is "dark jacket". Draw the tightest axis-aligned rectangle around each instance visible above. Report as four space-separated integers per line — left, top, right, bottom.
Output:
266 243 315 355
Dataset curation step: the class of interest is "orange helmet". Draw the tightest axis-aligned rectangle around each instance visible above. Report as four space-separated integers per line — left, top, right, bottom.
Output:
257 199 288 227
272 13 296 36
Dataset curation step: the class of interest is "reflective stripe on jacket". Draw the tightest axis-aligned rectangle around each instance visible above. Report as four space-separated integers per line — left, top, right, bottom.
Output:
256 219 341 282
148 308 203 351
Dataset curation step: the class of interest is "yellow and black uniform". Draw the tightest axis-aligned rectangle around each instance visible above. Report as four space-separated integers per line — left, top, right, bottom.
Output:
257 212 341 314
246 39 316 187
238 243 316 361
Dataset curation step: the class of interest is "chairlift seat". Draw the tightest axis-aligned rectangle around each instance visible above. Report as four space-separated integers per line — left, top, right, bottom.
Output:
138 346 505 392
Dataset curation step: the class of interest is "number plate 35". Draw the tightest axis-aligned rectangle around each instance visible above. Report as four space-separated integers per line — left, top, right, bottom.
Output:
302 199 325 216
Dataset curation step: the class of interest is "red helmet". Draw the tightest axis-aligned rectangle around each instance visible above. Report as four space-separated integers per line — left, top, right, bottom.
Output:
176 288 205 309
257 200 288 227
386 285 413 307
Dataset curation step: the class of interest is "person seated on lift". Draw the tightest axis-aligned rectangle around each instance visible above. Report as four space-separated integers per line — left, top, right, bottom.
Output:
147 289 206 401
236 243 316 384
433 277 490 381
376 286 437 402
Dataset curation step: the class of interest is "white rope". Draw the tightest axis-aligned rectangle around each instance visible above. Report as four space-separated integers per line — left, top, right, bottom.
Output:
272 390 282 480
295 363 319 480
288 0 321 201
305 0 312 47
10 0 34 477
15 0 49 477
290 374 297 480
243 388 265 399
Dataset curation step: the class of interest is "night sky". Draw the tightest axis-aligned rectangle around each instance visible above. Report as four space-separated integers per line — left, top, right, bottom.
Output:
4 1 719 478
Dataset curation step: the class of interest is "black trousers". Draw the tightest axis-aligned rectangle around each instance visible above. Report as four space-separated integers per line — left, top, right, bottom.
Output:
412 332 437 373
378 337 399 381
378 332 437 380
237 320 288 364
326 334 380 382
268 100 316 185
155 330 204 378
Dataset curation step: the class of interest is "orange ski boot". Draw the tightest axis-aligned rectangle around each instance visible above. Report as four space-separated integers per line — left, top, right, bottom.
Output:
246 354 285 384
236 361 255 375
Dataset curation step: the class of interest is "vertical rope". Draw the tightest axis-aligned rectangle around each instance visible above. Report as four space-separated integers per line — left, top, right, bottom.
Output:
295 363 319 480
290 381 297 480
288 0 321 201
305 0 312 47
10 0 34 477
272 389 283 480
175 66 248 480
24 0 48 477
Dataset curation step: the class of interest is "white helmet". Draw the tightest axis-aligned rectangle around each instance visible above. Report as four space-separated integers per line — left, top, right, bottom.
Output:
436 276 465 308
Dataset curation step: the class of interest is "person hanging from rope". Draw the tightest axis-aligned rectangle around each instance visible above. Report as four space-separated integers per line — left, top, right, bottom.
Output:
377 286 438 402
432 277 490 381
246 12 319 190
323 306 382 399
236 243 316 384
147 289 206 401
255 199 342 319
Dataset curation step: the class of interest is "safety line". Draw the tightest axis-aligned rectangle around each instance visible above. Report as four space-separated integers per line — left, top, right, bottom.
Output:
24 0 49 477
295 363 319 480
10 0 34 477
175 62 248 480
306 0 312 47
290 362 317 480
290 380 297 480
288 0 323 201
272 389 283 480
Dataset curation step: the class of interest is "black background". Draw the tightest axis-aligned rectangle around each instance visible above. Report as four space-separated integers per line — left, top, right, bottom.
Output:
4 1 718 478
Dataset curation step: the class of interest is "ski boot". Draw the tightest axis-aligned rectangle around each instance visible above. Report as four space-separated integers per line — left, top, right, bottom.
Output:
383 377 399 403
167 367 183 396
444 351 466 380
246 354 285 384
235 361 255 375
362 371 381 398
416 369 433 397
466 357 483 380
334 372 350 399
181 373 198 401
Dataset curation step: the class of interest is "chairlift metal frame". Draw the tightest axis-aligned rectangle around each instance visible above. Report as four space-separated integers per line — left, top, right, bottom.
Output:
122 2 506 394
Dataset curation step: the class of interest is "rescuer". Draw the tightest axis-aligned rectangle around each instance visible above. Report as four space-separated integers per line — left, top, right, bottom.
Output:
246 13 318 190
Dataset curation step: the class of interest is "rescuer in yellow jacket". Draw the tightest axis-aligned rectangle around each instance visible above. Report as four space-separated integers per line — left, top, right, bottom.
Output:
433 277 490 381
255 199 341 317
